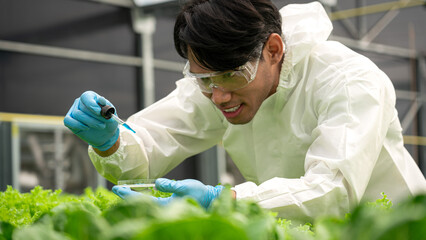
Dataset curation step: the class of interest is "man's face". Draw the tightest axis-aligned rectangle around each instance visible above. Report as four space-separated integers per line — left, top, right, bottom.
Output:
188 49 279 124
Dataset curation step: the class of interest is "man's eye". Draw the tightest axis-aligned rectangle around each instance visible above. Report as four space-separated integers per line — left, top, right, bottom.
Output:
200 78 211 85
224 72 234 78
223 72 237 80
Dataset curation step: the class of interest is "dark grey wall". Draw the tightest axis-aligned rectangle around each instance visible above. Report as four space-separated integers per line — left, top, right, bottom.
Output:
0 0 138 118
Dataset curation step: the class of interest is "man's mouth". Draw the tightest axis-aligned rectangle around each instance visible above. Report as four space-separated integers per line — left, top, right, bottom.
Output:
221 104 243 118
223 105 241 112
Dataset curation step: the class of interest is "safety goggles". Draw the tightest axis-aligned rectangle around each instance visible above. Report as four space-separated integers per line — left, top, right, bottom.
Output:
183 47 263 93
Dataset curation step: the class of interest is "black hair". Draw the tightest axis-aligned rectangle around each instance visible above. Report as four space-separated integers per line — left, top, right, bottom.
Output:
174 0 282 71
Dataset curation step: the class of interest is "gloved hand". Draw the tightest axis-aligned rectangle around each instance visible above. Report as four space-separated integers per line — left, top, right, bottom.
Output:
64 91 119 151
112 186 143 199
112 178 224 209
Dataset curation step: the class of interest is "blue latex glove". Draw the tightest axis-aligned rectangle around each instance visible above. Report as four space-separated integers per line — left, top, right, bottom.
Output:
112 178 224 209
64 91 119 151
112 186 143 199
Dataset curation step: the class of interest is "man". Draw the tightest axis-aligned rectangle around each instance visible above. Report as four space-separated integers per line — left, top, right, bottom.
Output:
64 0 426 221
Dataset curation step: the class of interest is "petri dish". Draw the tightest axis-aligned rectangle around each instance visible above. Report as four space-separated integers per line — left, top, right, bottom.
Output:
116 179 157 192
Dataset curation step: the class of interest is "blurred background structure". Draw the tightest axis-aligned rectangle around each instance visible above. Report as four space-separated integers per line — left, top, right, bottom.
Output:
0 0 425 193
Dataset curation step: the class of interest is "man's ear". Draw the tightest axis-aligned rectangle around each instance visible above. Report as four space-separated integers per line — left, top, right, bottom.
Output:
264 33 284 65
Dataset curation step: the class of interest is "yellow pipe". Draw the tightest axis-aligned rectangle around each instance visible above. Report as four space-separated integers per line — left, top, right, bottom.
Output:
403 135 426 146
0 112 64 125
329 0 425 21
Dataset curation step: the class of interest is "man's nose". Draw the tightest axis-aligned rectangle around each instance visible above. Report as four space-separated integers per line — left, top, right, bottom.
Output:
210 87 232 105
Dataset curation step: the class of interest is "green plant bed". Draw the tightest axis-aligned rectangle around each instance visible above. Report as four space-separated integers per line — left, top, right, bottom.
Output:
1 185 425 240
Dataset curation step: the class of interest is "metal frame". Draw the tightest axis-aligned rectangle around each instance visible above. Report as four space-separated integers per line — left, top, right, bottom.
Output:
131 10 157 107
11 122 67 191
4 117 106 191
0 40 183 71
85 0 134 8
330 0 426 172
329 0 426 135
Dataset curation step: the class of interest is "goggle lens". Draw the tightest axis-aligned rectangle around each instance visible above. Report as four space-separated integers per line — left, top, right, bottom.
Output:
195 71 250 93
182 45 262 93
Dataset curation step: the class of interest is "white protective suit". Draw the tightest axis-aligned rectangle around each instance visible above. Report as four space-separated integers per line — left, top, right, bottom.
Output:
89 2 426 221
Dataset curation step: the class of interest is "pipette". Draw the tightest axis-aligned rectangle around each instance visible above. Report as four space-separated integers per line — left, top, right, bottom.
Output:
100 105 136 133
116 179 157 193
116 179 157 189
